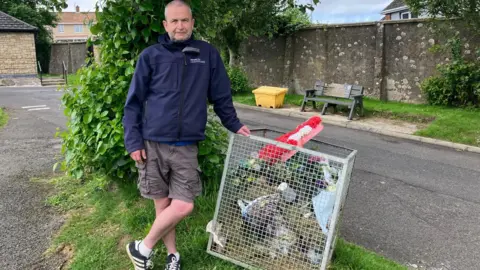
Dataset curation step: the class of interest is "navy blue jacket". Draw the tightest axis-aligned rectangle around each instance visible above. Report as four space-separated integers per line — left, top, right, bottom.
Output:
122 33 244 154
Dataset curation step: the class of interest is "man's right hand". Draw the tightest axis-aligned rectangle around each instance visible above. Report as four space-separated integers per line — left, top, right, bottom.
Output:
130 149 147 163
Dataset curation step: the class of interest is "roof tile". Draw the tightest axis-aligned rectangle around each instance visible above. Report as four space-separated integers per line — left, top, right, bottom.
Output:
57 12 97 24
0 11 37 32
383 0 407 12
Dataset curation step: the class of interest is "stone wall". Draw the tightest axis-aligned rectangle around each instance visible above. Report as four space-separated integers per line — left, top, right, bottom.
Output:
0 33 37 77
239 19 480 102
49 42 88 74
383 20 480 101
239 36 287 87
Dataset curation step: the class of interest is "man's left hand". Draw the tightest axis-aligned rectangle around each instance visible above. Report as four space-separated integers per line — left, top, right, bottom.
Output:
236 125 251 137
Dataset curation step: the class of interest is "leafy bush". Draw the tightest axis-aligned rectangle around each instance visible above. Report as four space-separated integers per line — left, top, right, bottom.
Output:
421 37 480 107
227 66 252 94
198 109 229 195
421 62 480 107
266 7 312 37
57 0 230 189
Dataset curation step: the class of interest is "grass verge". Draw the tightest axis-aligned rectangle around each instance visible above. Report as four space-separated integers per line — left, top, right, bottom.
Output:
0 107 8 129
67 74 80 86
233 93 480 147
43 175 405 270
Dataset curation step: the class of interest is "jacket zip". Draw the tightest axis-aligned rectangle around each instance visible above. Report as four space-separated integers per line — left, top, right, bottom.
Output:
177 53 188 141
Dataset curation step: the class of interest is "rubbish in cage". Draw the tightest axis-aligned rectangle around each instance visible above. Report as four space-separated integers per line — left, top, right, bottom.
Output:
307 247 323 265
237 184 298 258
207 125 357 270
278 182 297 203
237 182 295 236
313 186 337 234
206 220 226 252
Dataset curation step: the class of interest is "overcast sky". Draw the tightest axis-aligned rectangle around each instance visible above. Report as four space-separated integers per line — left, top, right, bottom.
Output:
65 0 393 23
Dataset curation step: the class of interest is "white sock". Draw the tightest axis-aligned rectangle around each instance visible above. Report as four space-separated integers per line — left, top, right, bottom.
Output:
169 252 180 261
137 240 152 258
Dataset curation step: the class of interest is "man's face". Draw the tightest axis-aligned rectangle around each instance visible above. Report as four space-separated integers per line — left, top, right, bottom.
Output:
163 5 194 42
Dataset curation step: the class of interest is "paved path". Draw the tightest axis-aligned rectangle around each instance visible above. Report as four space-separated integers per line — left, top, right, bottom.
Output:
236 107 480 270
0 87 65 270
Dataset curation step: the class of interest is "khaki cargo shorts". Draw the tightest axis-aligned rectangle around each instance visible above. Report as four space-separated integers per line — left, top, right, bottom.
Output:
135 140 202 203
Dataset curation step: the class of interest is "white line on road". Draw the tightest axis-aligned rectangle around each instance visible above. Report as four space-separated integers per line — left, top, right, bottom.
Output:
28 107 50 111
22 105 47 109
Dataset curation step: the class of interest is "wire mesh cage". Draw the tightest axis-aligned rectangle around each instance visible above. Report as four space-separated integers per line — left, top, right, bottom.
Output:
206 128 357 270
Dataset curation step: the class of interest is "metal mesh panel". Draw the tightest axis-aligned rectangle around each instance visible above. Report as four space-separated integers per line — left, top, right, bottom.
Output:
207 129 356 270
325 147 356 264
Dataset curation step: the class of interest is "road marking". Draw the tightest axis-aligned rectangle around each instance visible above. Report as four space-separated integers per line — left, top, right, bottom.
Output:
28 107 50 111
22 105 46 109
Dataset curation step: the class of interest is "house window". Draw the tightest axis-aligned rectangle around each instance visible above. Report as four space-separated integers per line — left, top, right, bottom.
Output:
58 24 64 32
74 25 83 32
401 12 411 19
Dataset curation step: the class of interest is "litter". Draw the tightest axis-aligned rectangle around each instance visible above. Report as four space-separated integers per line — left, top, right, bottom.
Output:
206 120 357 270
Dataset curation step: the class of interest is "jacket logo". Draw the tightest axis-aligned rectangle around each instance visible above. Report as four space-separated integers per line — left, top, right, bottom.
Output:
190 58 206 64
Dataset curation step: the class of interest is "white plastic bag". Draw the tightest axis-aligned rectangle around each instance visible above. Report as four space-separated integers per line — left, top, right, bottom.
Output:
312 186 337 235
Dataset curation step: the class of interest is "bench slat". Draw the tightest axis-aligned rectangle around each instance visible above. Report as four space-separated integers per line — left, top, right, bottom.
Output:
323 83 346 98
349 85 364 97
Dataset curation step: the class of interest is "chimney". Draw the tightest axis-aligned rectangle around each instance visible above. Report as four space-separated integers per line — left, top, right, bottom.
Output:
75 5 80 12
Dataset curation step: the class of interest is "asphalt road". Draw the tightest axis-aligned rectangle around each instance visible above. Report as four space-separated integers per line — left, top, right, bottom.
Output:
0 87 65 270
1 87 479 269
236 108 480 270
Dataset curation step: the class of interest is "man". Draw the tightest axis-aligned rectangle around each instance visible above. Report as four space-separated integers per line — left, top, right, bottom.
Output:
122 1 250 270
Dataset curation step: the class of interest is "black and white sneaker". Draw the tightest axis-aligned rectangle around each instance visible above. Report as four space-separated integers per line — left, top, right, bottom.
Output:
165 254 180 270
126 241 154 270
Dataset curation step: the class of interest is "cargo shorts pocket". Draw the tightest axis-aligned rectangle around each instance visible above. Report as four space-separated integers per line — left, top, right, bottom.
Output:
191 166 203 196
136 161 149 193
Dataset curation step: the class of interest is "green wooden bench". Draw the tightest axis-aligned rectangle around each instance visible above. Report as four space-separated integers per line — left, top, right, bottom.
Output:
300 80 365 120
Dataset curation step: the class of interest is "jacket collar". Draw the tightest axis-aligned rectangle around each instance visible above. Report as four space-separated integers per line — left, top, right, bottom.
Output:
159 33 194 50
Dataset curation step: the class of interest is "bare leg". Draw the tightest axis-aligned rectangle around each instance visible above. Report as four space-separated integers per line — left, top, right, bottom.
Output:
154 198 177 254
143 199 194 250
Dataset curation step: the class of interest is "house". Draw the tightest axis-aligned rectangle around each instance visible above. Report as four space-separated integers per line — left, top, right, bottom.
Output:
381 0 429 20
0 11 40 86
51 5 96 43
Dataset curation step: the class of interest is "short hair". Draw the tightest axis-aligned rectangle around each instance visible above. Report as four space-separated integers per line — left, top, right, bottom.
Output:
164 0 192 19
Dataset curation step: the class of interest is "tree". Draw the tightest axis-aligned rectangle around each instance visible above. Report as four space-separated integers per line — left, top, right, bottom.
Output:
0 0 68 72
198 0 318 67
405 0 480 33
266 6 313 37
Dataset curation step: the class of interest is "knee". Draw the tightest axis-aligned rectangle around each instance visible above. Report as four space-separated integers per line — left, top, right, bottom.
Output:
155 198 171 217
155 198 171 210
171 200 194 217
